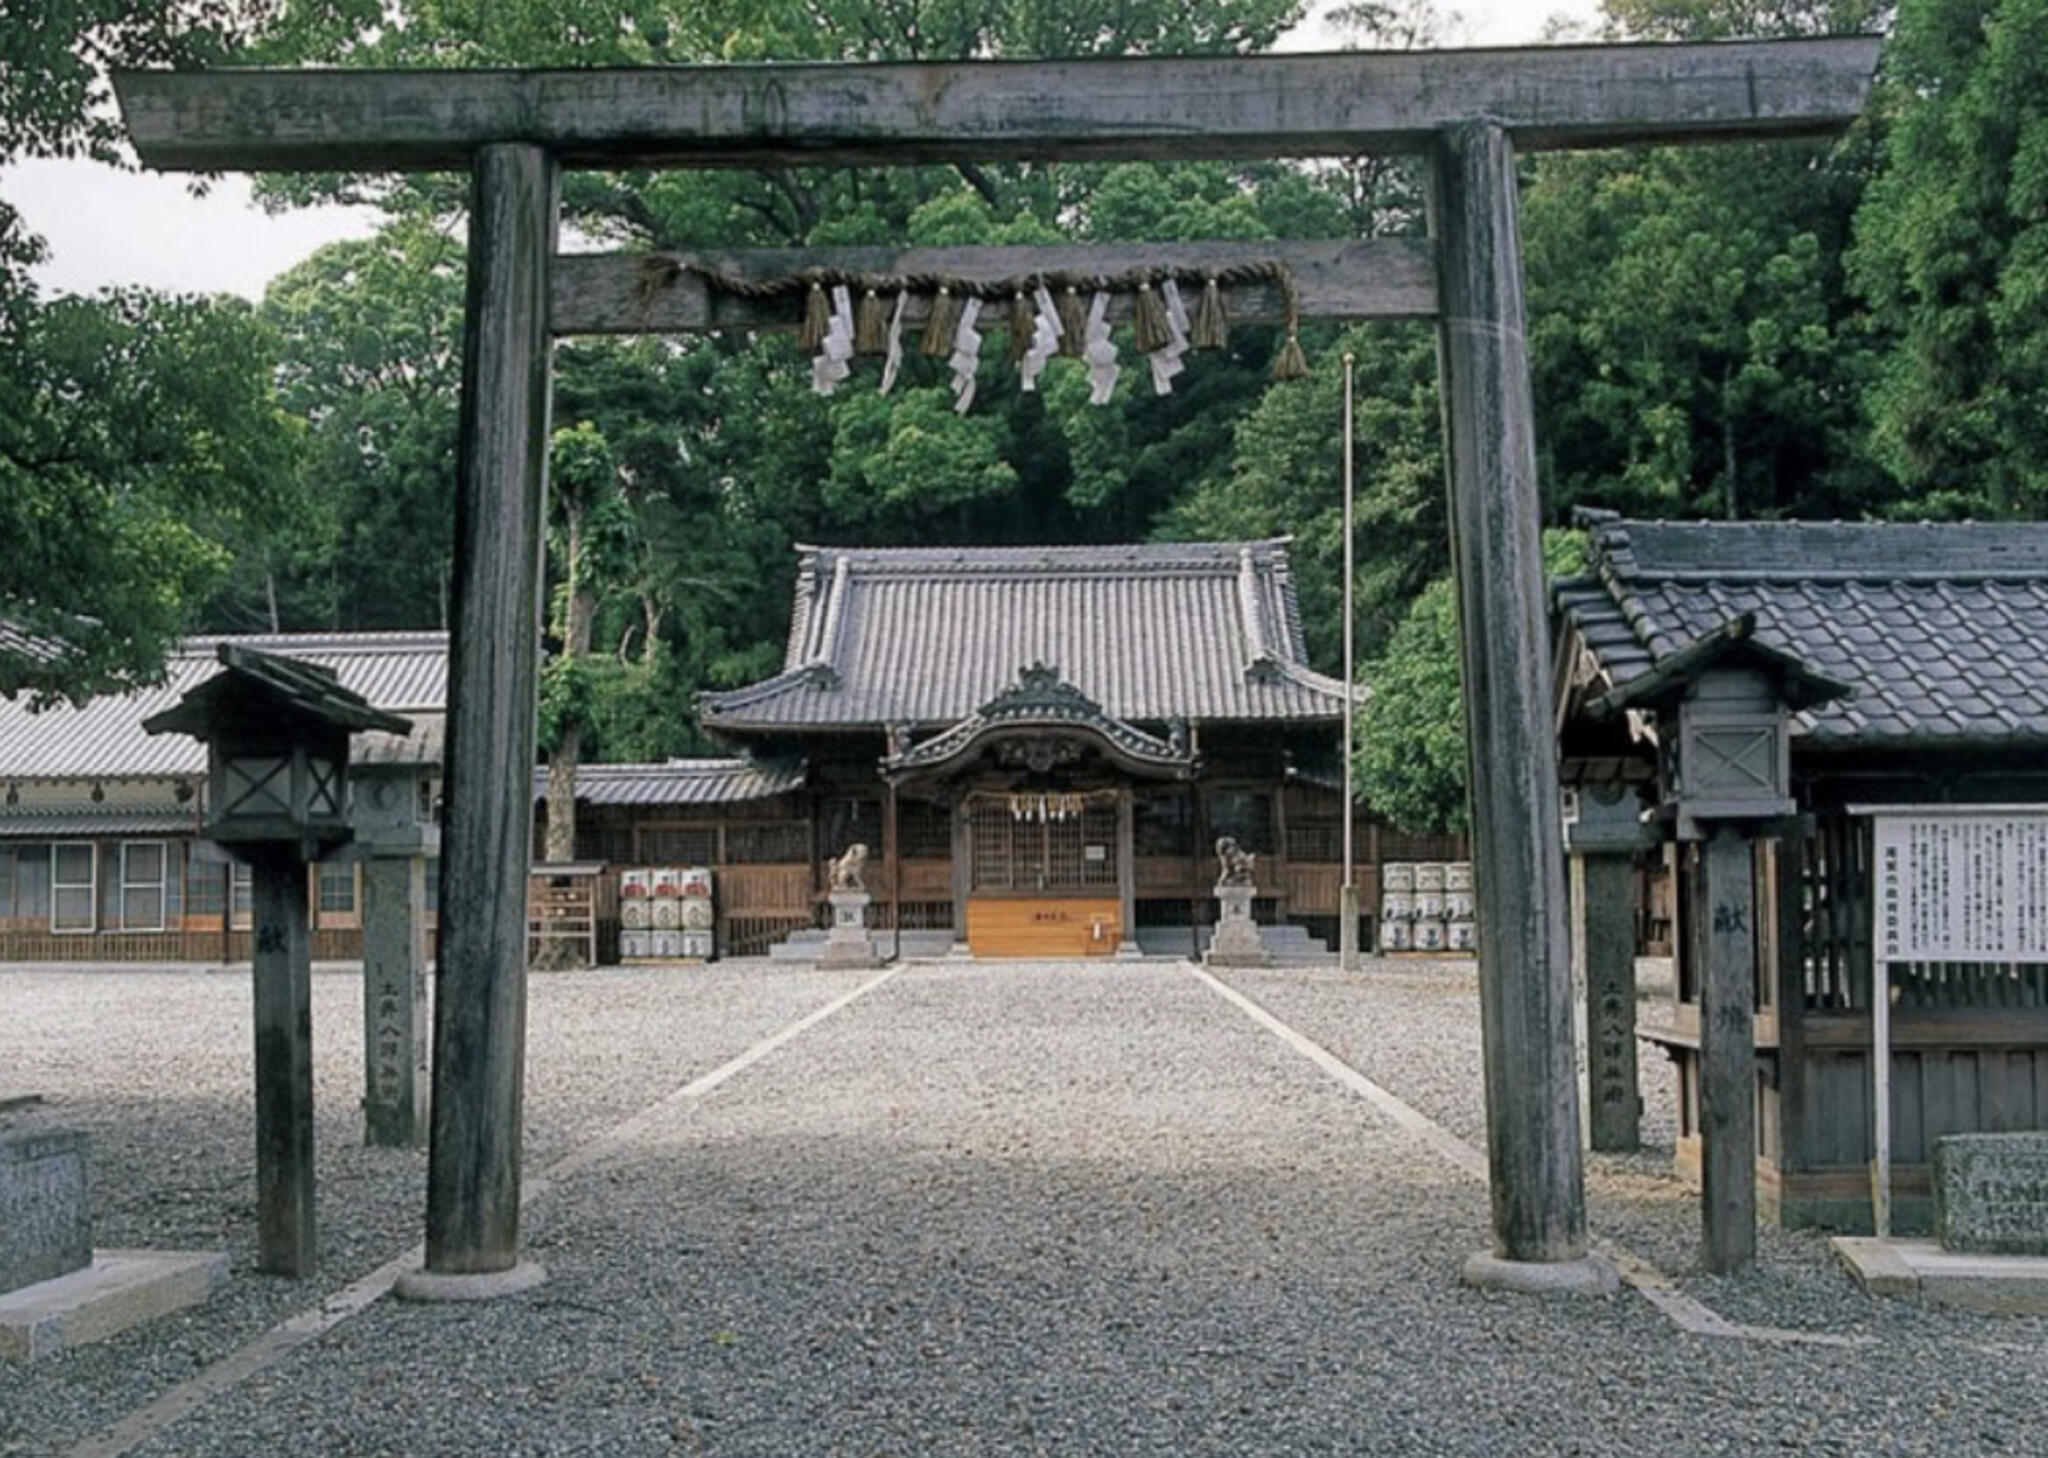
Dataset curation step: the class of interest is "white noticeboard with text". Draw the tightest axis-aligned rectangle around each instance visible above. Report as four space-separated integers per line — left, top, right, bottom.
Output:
1872 812 2048 964
1859 806 2048 1237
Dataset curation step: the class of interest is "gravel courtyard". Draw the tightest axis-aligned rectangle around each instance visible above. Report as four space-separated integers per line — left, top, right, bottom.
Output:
4 957 2044 1457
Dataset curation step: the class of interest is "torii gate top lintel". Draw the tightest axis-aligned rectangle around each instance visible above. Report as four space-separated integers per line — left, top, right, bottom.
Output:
114 36 1881 174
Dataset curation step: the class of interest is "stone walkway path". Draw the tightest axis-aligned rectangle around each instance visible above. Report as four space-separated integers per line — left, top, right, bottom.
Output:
4 959 2044 1456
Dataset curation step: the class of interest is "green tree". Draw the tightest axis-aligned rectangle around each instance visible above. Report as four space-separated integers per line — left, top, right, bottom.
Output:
1513 0 1895 524
1161 322 1446 673
1 291 299 701
538 421 646 900
1850 0 2048 516
257 218 468 629
1 1 299 700
1354 532 1587 833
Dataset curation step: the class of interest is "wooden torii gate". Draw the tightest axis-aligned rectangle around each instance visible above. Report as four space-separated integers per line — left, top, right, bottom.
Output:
116 38 1879 1296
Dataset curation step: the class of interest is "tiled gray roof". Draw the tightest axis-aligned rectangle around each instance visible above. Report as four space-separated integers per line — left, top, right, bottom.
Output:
1555 519 2048 749
0 633 447 781
702 540 1348 732
535 759 806 806
0 805 201 840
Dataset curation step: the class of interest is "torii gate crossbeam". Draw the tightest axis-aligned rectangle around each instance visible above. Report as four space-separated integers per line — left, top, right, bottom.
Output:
115 37 1879 1297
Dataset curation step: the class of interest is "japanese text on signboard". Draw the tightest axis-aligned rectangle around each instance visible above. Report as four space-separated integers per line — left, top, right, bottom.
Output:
1874 815 2048 963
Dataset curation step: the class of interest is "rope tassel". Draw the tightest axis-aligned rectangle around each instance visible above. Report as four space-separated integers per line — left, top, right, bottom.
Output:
1193 275 1228 350
1057 286 1087 357
1271 282 1309 381
855 289 888 355
1006 291 1034 363
1133 281 1171 354
921 286 959 358
1272 326 1310 381
799 282 830 351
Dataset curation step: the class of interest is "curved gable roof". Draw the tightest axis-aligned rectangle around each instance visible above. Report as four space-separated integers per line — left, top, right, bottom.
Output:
703 540 1347 732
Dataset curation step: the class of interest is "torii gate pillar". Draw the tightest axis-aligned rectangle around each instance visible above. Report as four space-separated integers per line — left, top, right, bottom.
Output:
396 143 557 1301
1432 123 1612 1292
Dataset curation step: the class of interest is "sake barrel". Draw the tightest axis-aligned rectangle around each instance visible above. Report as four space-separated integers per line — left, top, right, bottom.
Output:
1413 862 1447 892
1382 862 1415 893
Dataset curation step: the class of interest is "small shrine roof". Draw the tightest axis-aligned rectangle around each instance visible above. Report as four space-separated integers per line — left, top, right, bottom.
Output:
1554 516 2048 750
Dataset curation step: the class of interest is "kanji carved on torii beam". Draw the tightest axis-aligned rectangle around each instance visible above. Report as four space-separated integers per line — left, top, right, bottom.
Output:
115 36 1880 1297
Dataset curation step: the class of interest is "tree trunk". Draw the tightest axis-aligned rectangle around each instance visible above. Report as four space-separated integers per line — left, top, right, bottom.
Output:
544 727 582 865
534 511 594 971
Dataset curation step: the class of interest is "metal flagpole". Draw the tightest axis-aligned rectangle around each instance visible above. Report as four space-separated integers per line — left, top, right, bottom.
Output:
1340 352 1361 971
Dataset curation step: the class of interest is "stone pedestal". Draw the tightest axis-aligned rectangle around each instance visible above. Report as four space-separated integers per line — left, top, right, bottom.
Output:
1204 884 1270 968
0 1128 91 1296
819 890 881 968
1936 1132 2048 1256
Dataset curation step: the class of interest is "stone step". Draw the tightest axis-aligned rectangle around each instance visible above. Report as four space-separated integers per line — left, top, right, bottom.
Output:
765 924 1336 963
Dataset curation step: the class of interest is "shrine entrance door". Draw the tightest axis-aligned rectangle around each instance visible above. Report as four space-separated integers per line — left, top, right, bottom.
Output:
964 794 1121 957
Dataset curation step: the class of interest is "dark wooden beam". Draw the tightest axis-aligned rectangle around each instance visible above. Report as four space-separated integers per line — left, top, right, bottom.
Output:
250 851 316 1278
1698 828 1759 1273
421 142 556 1282
550 239 1436 335
115 38 1880 173
1432 121 1591 1271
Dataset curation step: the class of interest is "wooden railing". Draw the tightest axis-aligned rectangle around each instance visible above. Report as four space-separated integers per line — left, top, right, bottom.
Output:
717 864 813 916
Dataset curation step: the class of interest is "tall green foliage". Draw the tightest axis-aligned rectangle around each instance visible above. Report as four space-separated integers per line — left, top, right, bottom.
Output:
1354 533 1588 834
1851 0 2048 516
256 218 467 629
1162 323 1445 672
1 1 300 702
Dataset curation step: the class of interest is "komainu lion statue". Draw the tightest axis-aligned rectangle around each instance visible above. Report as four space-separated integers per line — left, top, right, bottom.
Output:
1214 835 1257 888
829 842 869 891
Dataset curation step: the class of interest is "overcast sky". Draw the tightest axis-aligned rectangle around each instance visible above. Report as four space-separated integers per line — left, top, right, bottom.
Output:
7 0 1600 303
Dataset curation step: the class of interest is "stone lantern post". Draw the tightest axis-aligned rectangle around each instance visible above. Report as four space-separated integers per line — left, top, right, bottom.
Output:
352 752 440 1149
144 645 410 1277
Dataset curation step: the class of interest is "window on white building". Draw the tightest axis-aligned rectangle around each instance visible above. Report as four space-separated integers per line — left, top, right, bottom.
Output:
120 841 168 932
51 843 96 934
316 860 357 925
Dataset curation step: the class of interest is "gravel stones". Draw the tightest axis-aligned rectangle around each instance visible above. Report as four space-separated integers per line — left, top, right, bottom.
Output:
4 957 2046 1456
